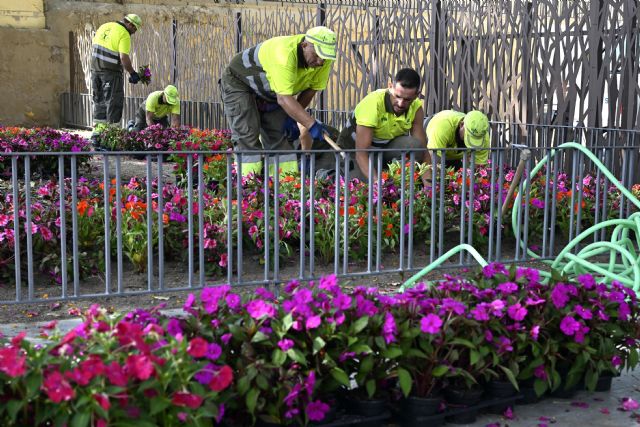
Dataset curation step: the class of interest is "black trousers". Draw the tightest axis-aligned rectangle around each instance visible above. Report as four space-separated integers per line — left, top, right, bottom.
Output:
91 70 124 124
131 104 169 132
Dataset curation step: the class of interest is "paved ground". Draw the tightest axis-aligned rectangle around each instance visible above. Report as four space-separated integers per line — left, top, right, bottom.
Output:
1 314 638 427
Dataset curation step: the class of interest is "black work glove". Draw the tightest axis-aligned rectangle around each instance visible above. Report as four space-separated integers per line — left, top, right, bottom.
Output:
129 71 141 84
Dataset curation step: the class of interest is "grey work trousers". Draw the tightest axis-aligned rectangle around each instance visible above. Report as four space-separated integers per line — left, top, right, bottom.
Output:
220 68 296 171
131 103 169 132
91 70 124 124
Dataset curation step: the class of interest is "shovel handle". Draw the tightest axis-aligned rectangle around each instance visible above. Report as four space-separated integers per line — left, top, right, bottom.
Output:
323 133 346 160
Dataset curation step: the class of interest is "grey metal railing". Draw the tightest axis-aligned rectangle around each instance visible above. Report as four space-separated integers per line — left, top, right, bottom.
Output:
1 128 639 304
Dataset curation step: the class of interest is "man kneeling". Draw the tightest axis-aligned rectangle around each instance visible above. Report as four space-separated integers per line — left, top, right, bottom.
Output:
129 85 181 132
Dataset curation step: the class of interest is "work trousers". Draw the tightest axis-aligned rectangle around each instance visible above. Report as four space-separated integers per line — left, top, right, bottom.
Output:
220 68 297 177
91 70 124 124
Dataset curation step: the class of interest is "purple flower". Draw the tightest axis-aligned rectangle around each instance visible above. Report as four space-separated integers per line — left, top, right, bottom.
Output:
194 363 215 384
560 315 581 336
530 325 540 341
166 318 183 340
507 303 528 321
206 343 222 360
612 355 622 367
305 315 321 330
420 313 443 334
339 351 356 362
382 312 397 344
531 198 544 209
534 365 547 380
577 274 596 290
574 305 592 320
550 285 570 309
221 333 232 345
470 305 489 321
619 302 631 320
306 400 330 422
246 299 276 319
183 294 196 311
442 298 466 315
497 282 518 294
278 339 294 352
575 325 590 343
226 294 241 310
489 299 505 315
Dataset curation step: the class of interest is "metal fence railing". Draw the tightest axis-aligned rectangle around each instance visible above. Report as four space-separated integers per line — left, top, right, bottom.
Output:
1 128 639 304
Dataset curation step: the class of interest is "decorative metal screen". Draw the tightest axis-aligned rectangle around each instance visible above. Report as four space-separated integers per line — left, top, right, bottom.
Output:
67 0 640 134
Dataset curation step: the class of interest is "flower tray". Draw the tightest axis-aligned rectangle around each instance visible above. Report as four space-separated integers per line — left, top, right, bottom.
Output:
309 410 391 427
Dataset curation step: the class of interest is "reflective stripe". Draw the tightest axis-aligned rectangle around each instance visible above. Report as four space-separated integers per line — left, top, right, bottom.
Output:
242 49 252 69
253 43 262 66
258 74 272 93
92 52 119 64
246 76 261 94
93 44 120 60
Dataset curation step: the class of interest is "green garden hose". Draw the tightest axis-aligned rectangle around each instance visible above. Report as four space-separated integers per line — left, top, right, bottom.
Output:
400 142 640 293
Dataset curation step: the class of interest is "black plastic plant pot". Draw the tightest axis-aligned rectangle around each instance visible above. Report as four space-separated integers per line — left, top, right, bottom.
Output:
487 380 517 398
595 374 614 392
399 395 443 418
444 386 484 406
399 413 445 427
517 386 542 405
349 397 387 417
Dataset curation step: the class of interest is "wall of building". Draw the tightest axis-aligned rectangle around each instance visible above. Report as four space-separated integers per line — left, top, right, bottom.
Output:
0 0 236 127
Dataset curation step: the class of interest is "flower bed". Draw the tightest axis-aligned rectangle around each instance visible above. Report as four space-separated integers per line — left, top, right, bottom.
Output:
1 126 639 285
0 267 638 425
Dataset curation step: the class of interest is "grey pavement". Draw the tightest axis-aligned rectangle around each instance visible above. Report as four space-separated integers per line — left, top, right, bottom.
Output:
1 315 639 427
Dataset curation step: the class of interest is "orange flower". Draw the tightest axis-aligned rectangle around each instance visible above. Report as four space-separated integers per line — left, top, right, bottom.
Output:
381 171 389 181
358 217 365 228
348 206 356 215
163 214 169 224
77 200 89 216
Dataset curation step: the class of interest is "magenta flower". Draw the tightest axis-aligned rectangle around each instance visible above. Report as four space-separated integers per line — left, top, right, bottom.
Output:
420 313 443 334
560 315 581 336
206 343 222 360
497 282 518 294
612 355 622 367
246 299 276 319
306 400 330 421
470 305 489 321
620 397 639 411
442 298 466 315
530 325 540 341
305 315 321 329
574 305 592 320
507 303 528 321
382 312 397 344
534 365 547 380
278 339 294 352
550 285 570 309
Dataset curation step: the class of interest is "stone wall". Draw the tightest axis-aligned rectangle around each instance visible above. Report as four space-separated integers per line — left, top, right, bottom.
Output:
0 0 241 127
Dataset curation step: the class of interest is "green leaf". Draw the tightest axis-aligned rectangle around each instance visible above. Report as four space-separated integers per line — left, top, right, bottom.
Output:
353 316 369 333
533 378 548 397
272 349 286 366
383 346 403 359
449 338 476 349
397 368 412 397
330 367 351 386
71 411 91 427
246 388 259 414
287 348 307 365
237 375 251 395
313 337 326 354
350 344 373 354
150 397 171 416
366 379 376 398
256 374 269 390
360 355 374 374
251 331 269 343
498 366 519 391
585 370 598 391
6 400 22 422
282 313 294 333
630 349 639 368
432 365 449 377
470 350 481 366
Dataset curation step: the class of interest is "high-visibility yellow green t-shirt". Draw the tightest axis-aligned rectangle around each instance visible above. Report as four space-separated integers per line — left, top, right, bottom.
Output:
91 22 131 72
145 91 180 119
227 34 333 102
426 110 488 164
258 35 333 95
352 89 422 144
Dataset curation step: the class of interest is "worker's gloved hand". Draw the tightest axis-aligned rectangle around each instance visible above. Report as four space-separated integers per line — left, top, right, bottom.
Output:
309 120 326 141
282 117 300 141
128 72 141 84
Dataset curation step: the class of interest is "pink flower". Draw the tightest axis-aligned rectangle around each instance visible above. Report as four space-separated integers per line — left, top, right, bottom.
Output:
560 315 580 336
504 406 514 419
306 400 330 422
507 303 528 321
306 315 321 330
187 337 209 358
105 361 128 386
0 346 26 377
278 339 294 352
530 325 540 341
94 393 110 411
420 313 443 334
39 225 53 241
126 354 155 381
210 365 233 392
42 371 75 403
612 355 622 367
619 397 639 411
600 407 610 415
246 299 276 319
382 312 397 344
172 392 204 409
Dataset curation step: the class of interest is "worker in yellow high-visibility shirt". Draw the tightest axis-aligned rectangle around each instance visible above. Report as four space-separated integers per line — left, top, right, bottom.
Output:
90 14 142 132
220 26 337 179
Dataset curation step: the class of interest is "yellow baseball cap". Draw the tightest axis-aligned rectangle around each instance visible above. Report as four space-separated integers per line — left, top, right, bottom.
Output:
125 14 142 31
163 85 179 105
305 26 337 60
463 110 490 148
